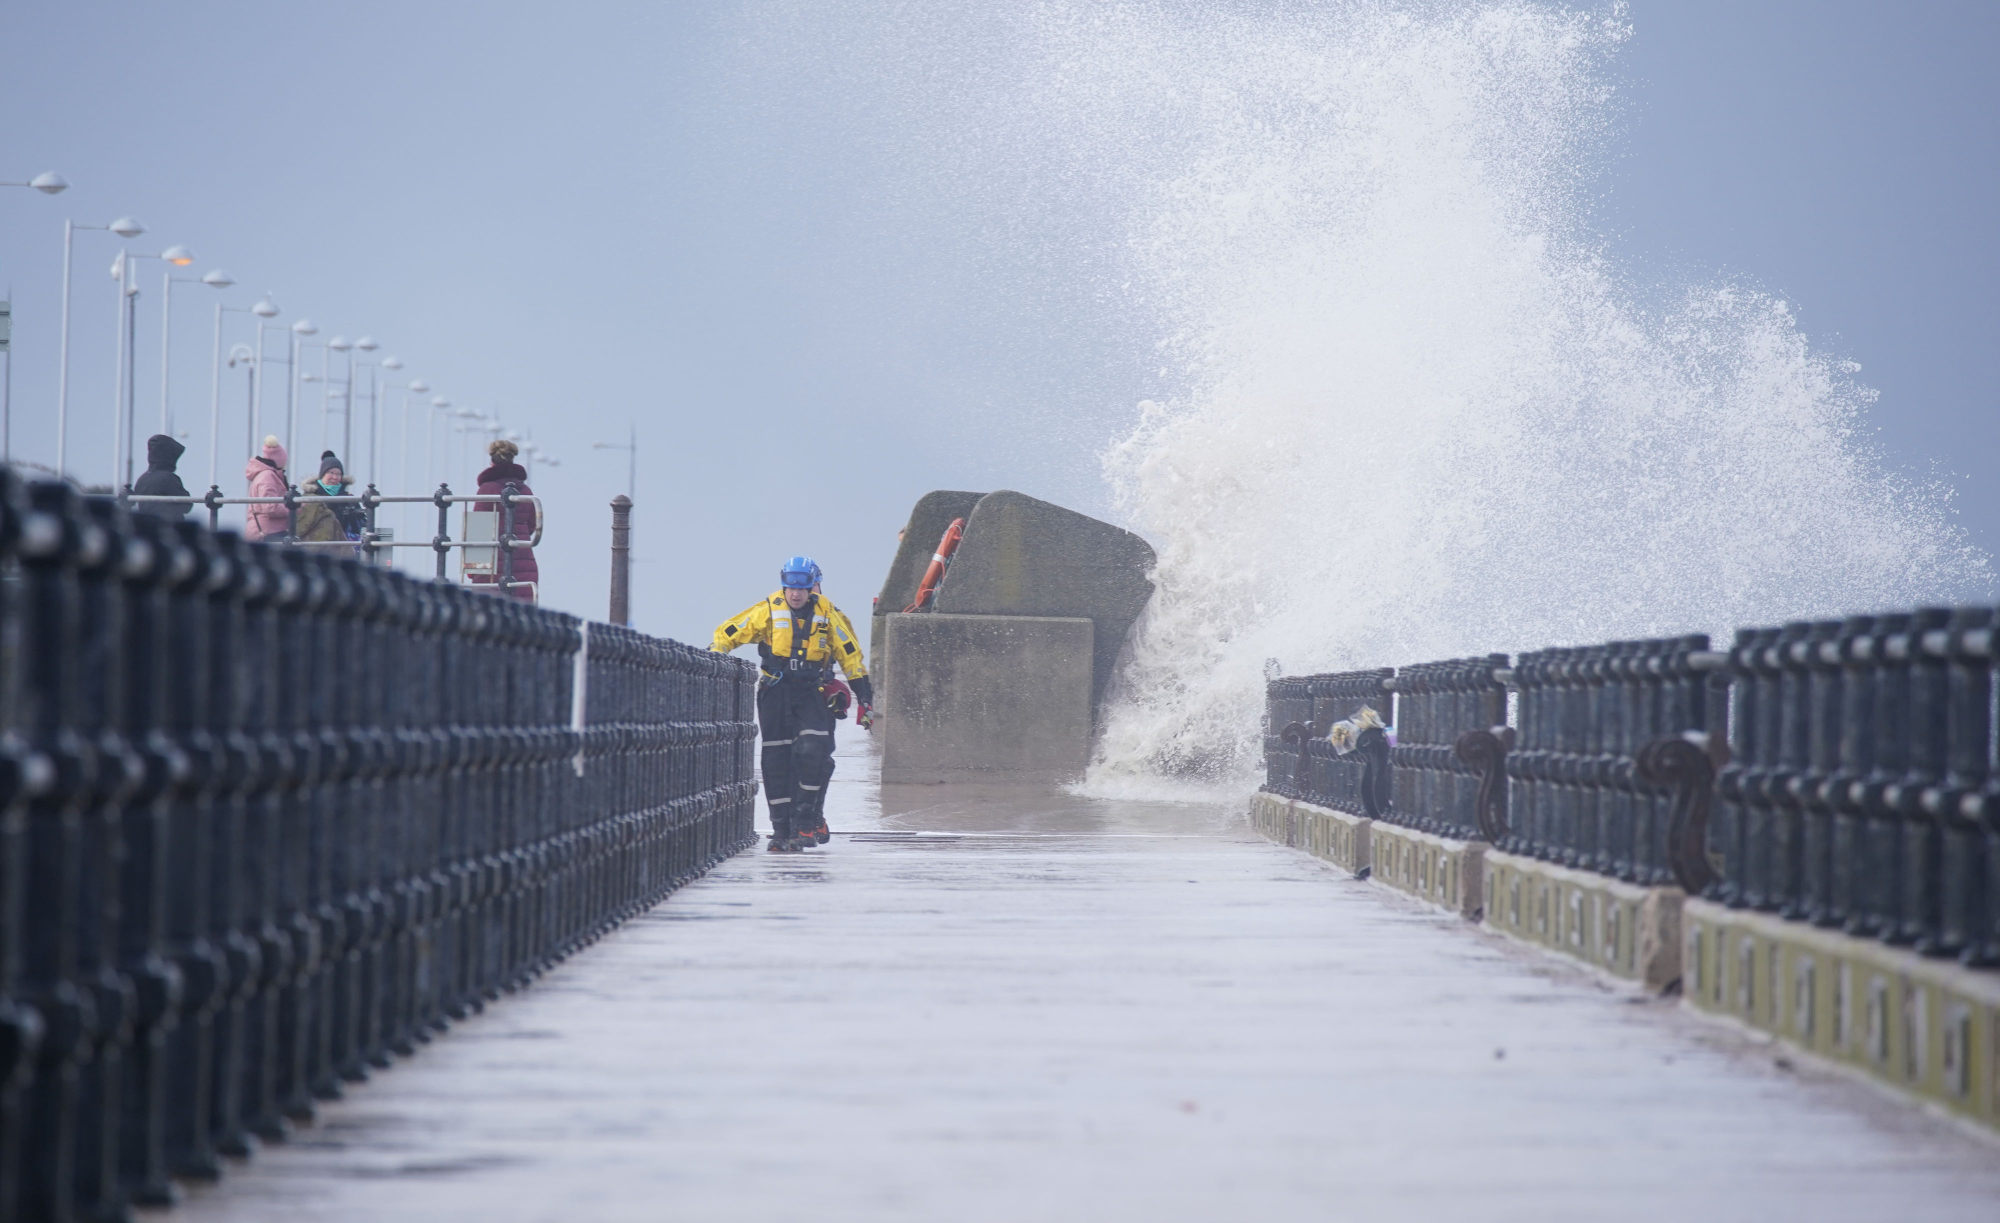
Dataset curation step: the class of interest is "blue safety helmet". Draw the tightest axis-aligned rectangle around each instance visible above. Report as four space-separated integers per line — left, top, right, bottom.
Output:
780 555 822 590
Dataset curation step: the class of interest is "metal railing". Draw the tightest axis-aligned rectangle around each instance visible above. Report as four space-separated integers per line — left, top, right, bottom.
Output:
118 484 542 586
1262 606 2000 969
0 469 758 1223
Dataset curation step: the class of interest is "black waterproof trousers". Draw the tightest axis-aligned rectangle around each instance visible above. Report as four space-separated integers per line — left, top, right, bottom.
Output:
757 677 835 839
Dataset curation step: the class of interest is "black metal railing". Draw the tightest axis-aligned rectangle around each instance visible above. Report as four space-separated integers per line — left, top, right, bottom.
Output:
0 470 757 1223
1389 655 1507 839
1505 637 1717 883
1259 606 2000 969
1264 668 1391 816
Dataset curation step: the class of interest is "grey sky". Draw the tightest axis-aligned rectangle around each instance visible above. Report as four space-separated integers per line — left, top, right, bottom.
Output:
1 1 1993 645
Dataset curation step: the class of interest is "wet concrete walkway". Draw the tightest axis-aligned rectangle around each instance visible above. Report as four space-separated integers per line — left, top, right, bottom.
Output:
180 743 2000 1222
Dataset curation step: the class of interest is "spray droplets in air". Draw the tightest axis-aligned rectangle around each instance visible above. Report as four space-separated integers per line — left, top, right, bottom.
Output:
1055 2 1987 792
738 1 1989 794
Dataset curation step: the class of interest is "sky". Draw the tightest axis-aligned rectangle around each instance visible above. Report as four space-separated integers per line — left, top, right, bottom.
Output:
0 1 1993 645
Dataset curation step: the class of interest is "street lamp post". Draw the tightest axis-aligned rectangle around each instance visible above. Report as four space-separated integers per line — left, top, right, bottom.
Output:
164 266 232 437
55 215 143 478
112 243 194 487
349 335 379 465
371 355 402 481
0 172 66 461
287 318 318 469
321 335 351 459
425 395 451 489
593 422 637 498
210 293 275 491
398 377 429 493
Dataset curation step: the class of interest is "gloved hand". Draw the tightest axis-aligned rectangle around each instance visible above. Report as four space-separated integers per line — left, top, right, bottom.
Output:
822 675 853 718
856 704 877 731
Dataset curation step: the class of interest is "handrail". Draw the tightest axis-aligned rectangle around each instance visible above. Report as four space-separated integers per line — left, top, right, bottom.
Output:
115 485 545 578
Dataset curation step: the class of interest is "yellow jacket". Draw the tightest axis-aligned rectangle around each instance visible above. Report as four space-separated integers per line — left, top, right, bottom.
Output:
712 590 869 679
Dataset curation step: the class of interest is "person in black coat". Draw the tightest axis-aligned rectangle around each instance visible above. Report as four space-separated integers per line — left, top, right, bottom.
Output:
131 434 193 519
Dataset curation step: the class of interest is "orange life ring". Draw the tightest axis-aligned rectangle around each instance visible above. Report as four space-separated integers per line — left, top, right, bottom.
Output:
902 517 965 612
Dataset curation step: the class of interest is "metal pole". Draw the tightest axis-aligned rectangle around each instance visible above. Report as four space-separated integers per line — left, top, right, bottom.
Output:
124 270 139 488
159 267 173 435
398 388 411 493
341 347 353 462
433 483 451 580
287 327 301 466
112 254 129 488
253 321 270 445
609 494 632 626
3 347 10 463
367 363 379 481
498 482 517 593
207 300 223 487
56 218 74 476
113 256 140 489
318 343 330 455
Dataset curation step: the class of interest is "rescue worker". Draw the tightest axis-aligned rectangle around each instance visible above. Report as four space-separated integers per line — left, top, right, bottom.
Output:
712 556 875 852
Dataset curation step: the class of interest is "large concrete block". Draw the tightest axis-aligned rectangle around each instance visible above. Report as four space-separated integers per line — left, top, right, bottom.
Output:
932 489 1155 711
880 613 1094 784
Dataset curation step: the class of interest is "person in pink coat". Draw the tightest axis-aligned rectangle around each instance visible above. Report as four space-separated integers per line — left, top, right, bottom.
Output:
243 435 291 541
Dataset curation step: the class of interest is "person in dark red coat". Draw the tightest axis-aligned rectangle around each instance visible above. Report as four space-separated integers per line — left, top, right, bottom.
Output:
471 439 540 602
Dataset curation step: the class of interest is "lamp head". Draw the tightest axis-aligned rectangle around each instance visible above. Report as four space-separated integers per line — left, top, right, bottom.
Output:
202 268 235 288
253 296 279 318
161 244 195 266
382 356 403 370
408 379 430 393
227 342 255 365
29 172 68 195
328 335 352 352
431 396 450 409
355 336 378 353
109 217 144 238
293 318 317 336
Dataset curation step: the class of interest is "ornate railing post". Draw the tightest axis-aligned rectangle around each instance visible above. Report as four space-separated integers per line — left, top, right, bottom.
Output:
1890 608 1953 948
16 481 96 1223
72 496 146 1219
1928 606 1993 958
113 510 192 1207
1826 617 1880 930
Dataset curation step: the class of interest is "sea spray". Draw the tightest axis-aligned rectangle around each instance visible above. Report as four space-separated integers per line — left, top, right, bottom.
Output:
724 1 1990 792
1070 2 1988 791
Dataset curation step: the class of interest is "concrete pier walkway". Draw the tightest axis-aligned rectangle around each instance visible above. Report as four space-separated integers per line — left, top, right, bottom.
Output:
181 743 2000 1222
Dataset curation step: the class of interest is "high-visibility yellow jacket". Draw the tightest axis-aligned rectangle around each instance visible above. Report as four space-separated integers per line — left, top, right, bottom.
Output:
712 590 870 680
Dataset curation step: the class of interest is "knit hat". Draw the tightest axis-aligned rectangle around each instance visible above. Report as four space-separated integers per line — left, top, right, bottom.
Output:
319 450 345 479
260 435 288 468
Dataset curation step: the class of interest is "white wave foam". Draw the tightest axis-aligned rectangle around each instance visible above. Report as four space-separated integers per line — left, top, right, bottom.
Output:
728 1 1990 794
1061 2 1989 791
